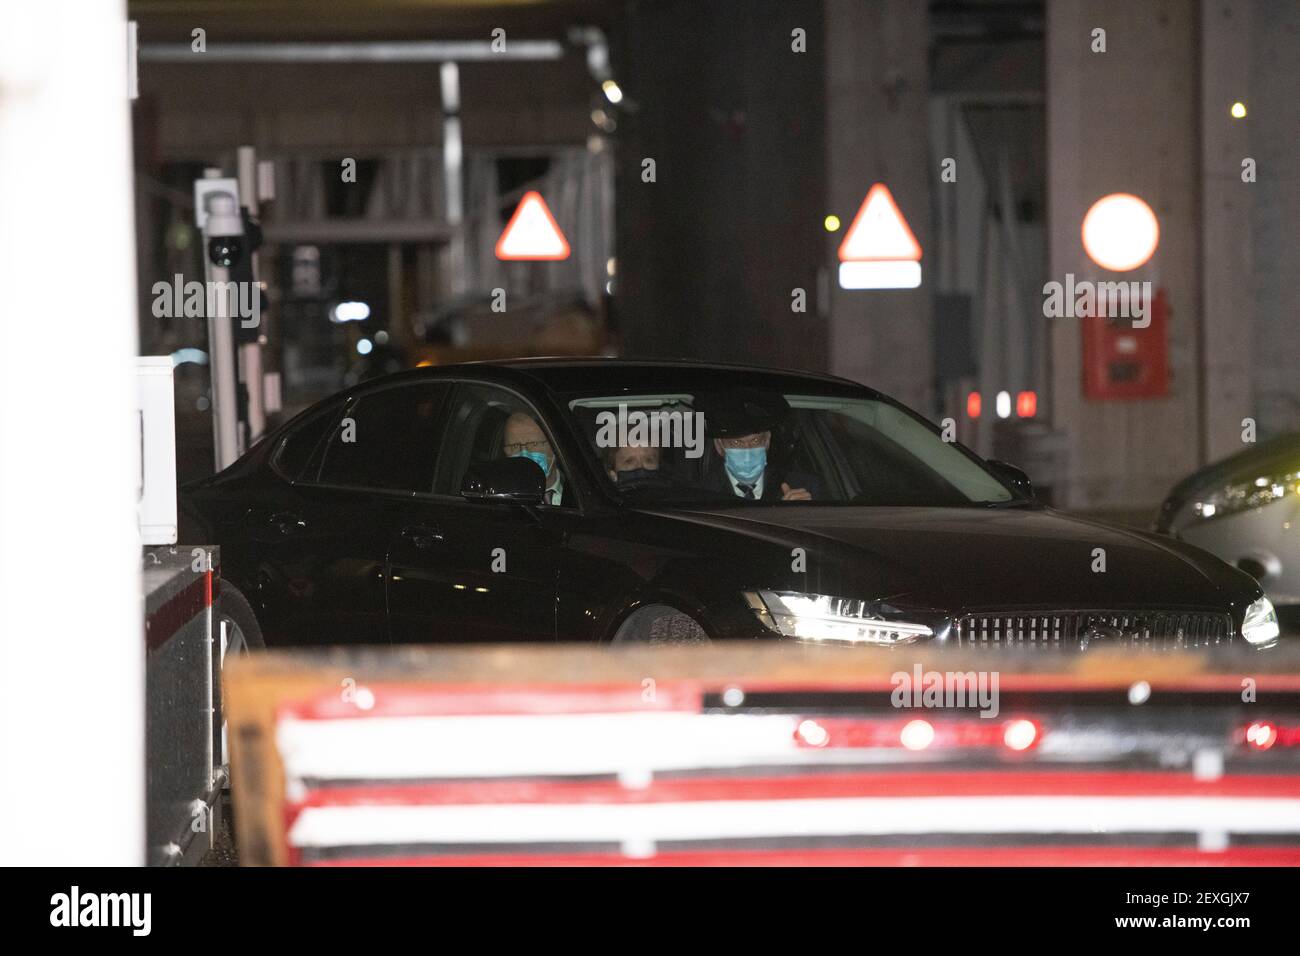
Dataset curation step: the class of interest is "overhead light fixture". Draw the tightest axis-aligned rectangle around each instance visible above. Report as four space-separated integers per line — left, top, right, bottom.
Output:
331 301 370 323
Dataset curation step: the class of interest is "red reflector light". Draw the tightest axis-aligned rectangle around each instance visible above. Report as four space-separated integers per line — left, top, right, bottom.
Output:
966 392 982 418
791 717 1044 751
796 719 831 748
1016 391 1037 418
1241 721 1291 750
900 719 935 751
1002 719 1039 752
1238 722 1300 749
1245 722 1277 750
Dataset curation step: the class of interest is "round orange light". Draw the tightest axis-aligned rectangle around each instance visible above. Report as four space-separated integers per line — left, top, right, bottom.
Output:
1081 193 1159 272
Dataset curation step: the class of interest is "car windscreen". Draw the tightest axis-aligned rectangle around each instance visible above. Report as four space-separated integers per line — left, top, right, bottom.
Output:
565 390 1014 507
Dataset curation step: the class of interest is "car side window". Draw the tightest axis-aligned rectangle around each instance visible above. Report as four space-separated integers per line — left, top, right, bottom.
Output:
312 382 451 492
433 383 572 507
272 403 341 481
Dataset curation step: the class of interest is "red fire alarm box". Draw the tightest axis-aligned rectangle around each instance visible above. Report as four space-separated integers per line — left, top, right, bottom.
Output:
1082 286 1169 400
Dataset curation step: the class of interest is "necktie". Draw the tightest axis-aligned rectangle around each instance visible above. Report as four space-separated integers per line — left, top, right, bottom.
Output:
738 483 756 499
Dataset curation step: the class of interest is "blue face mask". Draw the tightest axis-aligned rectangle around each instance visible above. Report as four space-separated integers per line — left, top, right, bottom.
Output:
723 446 766 484
514 449 551 476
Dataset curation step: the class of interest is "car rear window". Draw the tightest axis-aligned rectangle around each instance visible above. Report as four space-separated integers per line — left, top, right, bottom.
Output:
314 383 451 492
272 406 338 481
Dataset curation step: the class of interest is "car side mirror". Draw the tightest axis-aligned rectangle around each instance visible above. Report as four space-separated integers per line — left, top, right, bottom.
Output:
987 459 1035 499
460 457 547 504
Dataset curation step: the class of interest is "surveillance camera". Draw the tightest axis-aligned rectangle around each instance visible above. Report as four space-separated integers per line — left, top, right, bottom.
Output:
203 192 244 267
207 235 244 268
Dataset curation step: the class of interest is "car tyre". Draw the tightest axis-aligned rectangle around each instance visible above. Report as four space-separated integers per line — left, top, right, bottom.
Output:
612 605 711 646
217 582 264 784
219 582 266 660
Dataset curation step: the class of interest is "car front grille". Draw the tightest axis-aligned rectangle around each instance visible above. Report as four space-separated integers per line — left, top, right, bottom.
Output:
955 610 1236 650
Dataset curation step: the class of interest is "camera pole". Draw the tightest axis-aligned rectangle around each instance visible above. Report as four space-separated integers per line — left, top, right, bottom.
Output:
196 171 243 471
236 145 268 445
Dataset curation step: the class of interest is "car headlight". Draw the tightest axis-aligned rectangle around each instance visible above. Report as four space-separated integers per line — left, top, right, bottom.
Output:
1242 596 1280 647
1187 470 1300 525
744 590 933 645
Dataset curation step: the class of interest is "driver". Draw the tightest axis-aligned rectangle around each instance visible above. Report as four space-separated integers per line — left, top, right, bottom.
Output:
604 442 662 483
698 390 819 501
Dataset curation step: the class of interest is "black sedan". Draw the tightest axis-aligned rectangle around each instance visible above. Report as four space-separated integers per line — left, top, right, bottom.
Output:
181 359 1279 651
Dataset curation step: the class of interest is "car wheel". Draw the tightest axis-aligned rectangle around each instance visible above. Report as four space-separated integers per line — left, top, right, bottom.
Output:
217 583 264 779
219 582 266 661
612 605 711 646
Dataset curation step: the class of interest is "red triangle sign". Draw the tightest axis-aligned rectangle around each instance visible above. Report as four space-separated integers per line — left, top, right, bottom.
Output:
495 191 571 261
838 183 922 262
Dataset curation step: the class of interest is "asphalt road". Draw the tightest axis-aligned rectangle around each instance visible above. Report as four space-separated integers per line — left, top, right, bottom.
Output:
199 792 239 867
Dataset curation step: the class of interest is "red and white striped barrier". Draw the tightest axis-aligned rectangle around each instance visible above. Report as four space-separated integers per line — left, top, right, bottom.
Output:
218 660 1300 866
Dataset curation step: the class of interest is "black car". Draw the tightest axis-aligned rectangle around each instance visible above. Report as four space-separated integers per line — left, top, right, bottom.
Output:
181 359 1279 651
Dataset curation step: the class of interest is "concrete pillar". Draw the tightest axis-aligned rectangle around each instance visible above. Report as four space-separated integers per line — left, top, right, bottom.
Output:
1046 0 1200 508
824 0 933 412
1200 0 1254 462
616 0 828 371
1245 0 1300 439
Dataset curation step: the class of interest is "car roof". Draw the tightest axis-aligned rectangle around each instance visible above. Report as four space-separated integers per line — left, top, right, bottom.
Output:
372 356 877 397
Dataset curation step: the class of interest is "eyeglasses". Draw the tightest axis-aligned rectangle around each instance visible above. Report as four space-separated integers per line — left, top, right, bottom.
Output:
718 433 768 449
503 439 551 455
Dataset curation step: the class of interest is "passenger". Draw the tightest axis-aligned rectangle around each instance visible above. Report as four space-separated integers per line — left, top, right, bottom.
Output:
699 391 819 501
603 442 662 483
501 411 564 505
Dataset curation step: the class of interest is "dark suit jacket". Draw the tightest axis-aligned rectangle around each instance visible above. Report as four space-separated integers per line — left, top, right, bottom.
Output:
704 466 824 501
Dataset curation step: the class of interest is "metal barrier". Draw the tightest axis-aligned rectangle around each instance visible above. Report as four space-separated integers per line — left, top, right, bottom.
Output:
224 644 1300 866
144 546 223 865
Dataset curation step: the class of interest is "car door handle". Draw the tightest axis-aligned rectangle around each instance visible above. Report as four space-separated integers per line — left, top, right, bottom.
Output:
399 524 444 550
269 511 306 536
